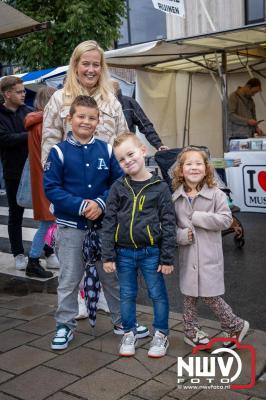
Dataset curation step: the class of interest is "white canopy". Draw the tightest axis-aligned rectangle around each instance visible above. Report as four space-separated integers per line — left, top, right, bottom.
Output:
105 23 266 73
105 24 266 156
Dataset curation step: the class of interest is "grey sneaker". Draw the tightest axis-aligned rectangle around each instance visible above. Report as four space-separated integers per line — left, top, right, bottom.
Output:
15 254 27 270
148 331 169 358
45 254 60 269
119 331 138 357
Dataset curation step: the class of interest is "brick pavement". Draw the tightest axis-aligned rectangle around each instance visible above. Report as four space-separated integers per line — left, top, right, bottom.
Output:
0 292 265 400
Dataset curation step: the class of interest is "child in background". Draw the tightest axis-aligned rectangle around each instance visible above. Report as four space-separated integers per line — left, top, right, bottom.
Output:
102 132 176 358
172 146 249 348
44 95 123 350
25 86 59 278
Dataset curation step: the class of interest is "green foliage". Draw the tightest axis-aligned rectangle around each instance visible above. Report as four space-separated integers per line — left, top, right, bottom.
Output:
1 0 126 70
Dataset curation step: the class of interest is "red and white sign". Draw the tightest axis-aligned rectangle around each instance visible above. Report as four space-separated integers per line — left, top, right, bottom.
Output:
225 151 266 213
243 165 266 209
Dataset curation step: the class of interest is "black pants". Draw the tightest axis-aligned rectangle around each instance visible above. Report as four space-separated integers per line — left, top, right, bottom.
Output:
5 178 24 256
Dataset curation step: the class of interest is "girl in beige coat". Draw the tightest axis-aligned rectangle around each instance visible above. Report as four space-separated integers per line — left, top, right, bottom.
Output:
172 147 249 348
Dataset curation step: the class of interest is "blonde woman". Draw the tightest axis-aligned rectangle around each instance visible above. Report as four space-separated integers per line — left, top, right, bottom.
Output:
42 40 128 163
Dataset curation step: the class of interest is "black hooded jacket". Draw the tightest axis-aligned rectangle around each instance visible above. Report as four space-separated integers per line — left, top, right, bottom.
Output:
101 174 176 265
117 91 163 149
0 104 31 179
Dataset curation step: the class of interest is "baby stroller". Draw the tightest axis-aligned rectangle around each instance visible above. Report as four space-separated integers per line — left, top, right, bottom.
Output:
151 147 245 249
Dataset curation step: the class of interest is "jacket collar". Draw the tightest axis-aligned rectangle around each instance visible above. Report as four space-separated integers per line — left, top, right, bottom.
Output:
67 132 95 147
172 183 215 202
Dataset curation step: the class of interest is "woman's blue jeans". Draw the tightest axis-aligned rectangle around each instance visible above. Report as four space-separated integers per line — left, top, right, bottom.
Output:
116 246 169 336
29 220 53 258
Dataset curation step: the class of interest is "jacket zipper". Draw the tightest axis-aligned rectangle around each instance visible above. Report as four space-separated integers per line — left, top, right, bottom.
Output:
115 223 120 243
125 177 160 248
146 225 154 245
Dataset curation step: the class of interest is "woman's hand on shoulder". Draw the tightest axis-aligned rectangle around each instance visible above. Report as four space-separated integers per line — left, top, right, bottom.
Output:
157 265 174 275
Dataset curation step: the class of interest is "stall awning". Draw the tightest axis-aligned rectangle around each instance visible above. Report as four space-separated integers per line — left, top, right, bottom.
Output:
0 1 49 40
105 23 266 73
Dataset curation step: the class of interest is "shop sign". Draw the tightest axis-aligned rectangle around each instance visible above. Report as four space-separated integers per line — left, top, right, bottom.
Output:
243 165 266 208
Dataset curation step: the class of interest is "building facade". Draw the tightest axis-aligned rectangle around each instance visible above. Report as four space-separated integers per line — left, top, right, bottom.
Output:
118 0 266 45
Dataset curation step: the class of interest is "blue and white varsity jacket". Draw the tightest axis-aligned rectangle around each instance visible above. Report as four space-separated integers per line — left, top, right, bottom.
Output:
44 133 123 229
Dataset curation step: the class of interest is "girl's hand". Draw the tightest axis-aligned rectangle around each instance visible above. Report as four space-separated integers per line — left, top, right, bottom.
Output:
84 200 102 220
103 262 116 273
188 228 193 241
157 265 174 275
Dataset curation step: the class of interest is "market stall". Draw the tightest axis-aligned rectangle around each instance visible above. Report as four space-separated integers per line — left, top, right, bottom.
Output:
105 23 266 157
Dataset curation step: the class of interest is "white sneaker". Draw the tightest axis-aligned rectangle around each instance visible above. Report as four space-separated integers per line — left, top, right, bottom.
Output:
222 320 250 349
0 189 6 196
97 290 110 313
45 254 60 269
184 328 210 347
148 331 169 358
75 291 88 320
119 331 137 357
14 254 27 270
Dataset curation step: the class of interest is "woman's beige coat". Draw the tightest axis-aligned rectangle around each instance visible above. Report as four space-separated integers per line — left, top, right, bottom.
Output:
173 184 232 297
41 89 128 164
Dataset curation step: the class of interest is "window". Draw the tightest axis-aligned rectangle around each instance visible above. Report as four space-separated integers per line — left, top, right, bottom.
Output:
117 0 166 47
245 0 265 24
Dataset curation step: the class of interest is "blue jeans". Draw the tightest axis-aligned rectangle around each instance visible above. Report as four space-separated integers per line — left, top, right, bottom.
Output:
116 246 169 336
30 220 53 258
0 160 5 189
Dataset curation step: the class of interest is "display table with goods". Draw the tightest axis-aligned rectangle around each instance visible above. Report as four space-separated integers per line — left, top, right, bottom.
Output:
224 138 266 213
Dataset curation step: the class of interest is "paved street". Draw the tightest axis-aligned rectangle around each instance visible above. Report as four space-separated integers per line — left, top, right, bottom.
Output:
0 292 265 400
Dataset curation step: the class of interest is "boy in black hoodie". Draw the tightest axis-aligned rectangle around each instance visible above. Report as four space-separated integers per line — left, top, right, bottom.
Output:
0 76 46 272
102 132 176 358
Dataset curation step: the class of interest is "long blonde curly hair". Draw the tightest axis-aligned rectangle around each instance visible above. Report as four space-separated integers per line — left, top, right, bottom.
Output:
63 40 113 105
172 146 216 192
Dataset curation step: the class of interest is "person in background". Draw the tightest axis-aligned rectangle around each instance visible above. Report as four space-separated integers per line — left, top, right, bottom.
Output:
172 146 249 348
24 86 60 279
0 77 32 270
102 133 176 358
42 40 148 338
113 81 168 151
0 91 6 195
228 77 264 139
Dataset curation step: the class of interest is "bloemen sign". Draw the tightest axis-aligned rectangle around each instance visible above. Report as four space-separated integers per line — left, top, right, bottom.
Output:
152 0 185 17
177 338 256 390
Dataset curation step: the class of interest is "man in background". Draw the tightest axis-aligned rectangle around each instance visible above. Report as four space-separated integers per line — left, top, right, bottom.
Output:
113 81 168 151
228 77 264 139
0 76 31 270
